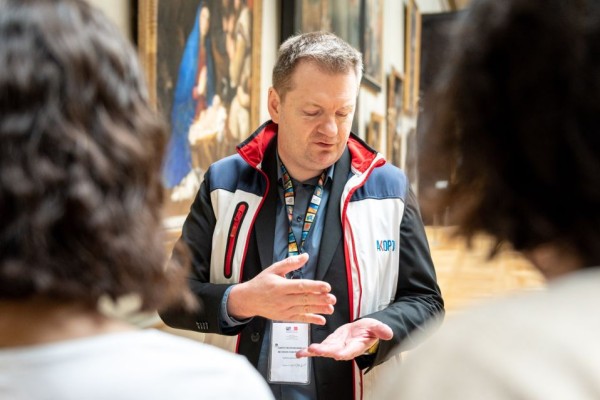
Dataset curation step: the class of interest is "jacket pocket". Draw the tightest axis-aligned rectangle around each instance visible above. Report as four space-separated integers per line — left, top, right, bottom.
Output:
223 202 248 278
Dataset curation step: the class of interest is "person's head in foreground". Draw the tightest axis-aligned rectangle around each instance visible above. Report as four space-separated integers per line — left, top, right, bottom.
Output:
0 1 274 398
431 0 600 278
381 0 600 398
0 0 181 319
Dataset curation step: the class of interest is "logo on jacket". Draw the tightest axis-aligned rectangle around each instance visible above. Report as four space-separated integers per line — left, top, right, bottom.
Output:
376 240 396 251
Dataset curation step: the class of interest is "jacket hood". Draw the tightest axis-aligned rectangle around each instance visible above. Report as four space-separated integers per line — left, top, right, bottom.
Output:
236 120 379 174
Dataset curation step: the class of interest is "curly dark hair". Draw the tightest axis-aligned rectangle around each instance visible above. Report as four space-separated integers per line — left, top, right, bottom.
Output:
0 0 190 310
423 0 600 266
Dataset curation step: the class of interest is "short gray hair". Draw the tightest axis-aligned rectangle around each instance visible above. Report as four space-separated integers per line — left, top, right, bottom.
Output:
272 31 363 99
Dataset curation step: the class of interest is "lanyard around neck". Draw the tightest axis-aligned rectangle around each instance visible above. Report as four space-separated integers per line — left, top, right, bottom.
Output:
280 163 326 258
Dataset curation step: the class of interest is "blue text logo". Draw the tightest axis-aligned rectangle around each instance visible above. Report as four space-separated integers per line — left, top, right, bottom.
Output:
376 240 396 251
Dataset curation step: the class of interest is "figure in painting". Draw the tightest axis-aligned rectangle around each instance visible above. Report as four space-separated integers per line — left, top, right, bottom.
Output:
225 0 252 143
163 0 254 203
163 2 225 201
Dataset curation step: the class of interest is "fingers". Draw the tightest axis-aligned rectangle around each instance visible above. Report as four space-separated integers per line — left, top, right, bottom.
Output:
293 313 327 326
296 342 360 360
254 255 336 322
293 292 336 307
276 311 327 326
296 320 395 361
292 278 331 294
359 318 393 340
296 348 314 358
266 254 331 293
288 304 334 320
266 291 335 325
371 322 394 340
268 253 310 277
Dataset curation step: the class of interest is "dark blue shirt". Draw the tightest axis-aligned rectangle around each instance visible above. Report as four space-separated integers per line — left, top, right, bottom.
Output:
220 154 334 400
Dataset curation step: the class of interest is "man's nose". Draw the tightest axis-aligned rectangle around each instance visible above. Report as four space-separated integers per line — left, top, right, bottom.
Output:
318 114 338 137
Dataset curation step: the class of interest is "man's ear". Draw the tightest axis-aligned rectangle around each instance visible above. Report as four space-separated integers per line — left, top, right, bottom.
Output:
267 87 281 123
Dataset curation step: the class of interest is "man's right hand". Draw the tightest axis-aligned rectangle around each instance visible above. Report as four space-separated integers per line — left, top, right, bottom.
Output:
227 253 336 325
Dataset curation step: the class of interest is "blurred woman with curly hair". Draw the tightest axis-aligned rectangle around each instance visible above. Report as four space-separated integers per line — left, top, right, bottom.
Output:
0 0 273 398
381 0 600 398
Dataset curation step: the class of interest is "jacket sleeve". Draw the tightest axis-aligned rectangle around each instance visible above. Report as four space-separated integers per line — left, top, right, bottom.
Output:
158 169 243 336
356 187 445 370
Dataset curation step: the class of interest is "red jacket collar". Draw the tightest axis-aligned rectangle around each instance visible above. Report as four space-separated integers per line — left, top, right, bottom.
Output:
237 121 378 173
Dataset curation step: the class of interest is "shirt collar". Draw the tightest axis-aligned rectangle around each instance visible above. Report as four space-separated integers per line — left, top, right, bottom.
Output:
276 151 335 185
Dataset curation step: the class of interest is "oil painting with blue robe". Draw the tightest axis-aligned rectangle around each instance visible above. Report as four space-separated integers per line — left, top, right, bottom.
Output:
162 3 215 192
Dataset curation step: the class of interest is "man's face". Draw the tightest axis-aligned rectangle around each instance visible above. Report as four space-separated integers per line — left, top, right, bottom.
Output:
268 61 358 182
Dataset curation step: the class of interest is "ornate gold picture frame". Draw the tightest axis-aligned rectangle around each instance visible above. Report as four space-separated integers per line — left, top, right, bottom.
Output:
404 0 421 115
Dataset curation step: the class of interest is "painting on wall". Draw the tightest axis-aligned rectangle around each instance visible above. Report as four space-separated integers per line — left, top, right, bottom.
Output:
281 0 361 49
386 67 404 166
366 112 384 151
361 0 384 91
404 0 421 115
138 0 262 230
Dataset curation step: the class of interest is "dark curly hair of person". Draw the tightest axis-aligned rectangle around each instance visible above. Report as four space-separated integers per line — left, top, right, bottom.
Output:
0 0 191 311
423 0 600 266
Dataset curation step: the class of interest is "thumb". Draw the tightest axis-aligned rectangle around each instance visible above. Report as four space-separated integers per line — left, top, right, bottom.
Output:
268 253 310 277
371 322 394 341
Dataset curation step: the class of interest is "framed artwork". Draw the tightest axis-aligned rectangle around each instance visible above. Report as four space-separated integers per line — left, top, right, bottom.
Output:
386 67 404 165
404 0 421 115
138 0 262 230
361 0 384 91
280 0 361 49
366 112 384 151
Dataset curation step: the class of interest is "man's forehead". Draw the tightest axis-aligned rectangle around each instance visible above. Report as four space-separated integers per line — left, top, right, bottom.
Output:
290 59 357 79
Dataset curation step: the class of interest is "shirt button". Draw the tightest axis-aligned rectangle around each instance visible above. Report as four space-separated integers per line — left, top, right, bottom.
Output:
296 215 302 222
251 332 261 342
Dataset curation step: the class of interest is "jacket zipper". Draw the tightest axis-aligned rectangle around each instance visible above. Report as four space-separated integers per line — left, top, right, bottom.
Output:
224 202 248 278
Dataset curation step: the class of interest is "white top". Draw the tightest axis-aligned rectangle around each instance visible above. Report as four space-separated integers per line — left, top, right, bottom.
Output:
380 268 600 399
0 329 274 400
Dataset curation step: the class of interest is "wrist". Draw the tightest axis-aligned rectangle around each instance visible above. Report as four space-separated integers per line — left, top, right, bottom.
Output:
227 283 253 319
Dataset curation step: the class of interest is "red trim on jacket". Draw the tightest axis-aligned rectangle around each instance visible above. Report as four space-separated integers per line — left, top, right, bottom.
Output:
237 122 278 168
347 135 378 173
224 202 249 278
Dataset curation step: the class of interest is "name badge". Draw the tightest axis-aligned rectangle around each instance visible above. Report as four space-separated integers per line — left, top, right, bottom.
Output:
268 321 310 384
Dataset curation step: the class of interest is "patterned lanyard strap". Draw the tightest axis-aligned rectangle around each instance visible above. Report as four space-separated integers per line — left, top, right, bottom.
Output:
280 163 326 257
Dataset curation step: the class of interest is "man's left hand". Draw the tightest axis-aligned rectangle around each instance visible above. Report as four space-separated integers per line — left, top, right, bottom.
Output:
295 318 393 360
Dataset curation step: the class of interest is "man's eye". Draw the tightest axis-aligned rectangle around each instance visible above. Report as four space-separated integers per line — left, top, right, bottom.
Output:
304 111 319 116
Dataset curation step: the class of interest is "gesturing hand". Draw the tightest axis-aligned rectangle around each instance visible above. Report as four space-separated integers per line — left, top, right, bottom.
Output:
227 253 336 325
295 318 393 360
